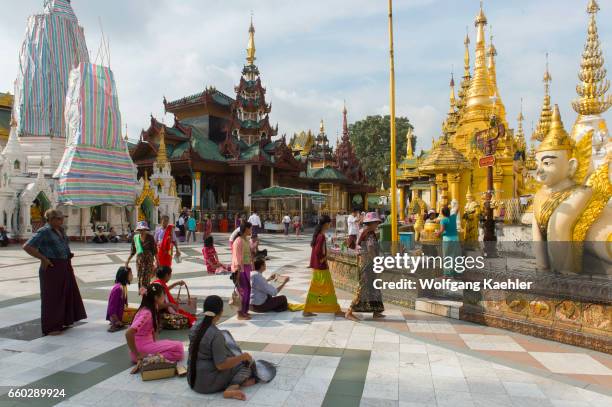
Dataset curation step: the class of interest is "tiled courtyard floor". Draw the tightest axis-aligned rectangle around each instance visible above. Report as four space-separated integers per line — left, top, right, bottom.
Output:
0 233 610 406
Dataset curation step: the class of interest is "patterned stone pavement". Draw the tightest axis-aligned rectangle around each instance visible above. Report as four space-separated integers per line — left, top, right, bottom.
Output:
0 233 610 407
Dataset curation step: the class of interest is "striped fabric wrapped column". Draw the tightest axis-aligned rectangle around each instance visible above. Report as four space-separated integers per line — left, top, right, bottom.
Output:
54 63 136 207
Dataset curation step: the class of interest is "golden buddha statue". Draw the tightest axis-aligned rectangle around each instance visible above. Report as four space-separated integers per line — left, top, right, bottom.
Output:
532 105 611 273
462 187 480 242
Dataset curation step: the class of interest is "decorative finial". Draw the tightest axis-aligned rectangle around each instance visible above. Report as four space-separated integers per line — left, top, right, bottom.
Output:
319 119 325 134
246 14 256 65
156 125 168 168
533 54 553 141
537 105 573 153
475 0 487 25
572 0 611 115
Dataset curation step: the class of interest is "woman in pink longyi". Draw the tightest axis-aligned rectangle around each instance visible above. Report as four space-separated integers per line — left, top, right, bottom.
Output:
125 283 184 363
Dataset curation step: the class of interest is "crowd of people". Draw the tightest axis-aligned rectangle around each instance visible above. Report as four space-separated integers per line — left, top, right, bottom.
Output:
20 205 402 401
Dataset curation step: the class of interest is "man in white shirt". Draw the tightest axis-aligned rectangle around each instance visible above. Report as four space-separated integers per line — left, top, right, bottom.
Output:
248 211 262 235
346 208 360 249
282 214 291 236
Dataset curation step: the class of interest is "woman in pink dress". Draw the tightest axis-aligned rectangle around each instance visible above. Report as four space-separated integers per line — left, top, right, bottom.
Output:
125 283 184 363
203 236 230 274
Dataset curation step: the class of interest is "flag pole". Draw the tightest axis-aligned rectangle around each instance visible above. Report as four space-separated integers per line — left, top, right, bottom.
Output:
388 0 398 244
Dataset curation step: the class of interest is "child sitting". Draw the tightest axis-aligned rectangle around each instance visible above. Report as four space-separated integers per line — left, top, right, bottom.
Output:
249 234 268 260
203 236 231 274
250 258 289 313
106 266 133 332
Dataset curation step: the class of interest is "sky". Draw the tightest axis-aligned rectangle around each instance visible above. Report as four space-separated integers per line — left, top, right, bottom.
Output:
0 0 611 153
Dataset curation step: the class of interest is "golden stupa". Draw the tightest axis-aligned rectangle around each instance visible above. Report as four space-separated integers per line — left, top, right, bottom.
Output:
400 2 519 214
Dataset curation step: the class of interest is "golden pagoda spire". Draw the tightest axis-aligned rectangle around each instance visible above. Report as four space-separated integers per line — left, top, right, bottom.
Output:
319 119 325 134
456 29 471 117
515 98 526 152
532 53 553 141
246 15 256 65
156 125 168 169
572 0 612 115
487 26 505 119
449 72 456 108
464 1 494 115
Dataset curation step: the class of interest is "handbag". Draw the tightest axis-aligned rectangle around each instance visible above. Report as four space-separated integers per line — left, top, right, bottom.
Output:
122 307 138 324
160 312 189 330
176 284 197 315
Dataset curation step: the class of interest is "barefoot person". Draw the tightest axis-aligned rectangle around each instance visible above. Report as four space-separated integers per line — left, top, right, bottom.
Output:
23 209 87 336
345 212 385 321
106 266 133 332
188 295 256 400
231 222 253 320
303 215 341 317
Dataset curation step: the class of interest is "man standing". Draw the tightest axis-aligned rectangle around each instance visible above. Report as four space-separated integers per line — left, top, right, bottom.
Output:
346 208 360 249
248 211 262 235
282 213 291 236
176 213 186 242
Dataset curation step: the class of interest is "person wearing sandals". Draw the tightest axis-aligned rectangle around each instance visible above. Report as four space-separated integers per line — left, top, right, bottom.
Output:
303 215 342 317
106 266 133 332
231 222 253 320
345 212 385 321
187 295 256 400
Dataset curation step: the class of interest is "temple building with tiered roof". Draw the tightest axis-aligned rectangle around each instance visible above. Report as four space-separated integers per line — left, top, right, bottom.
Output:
130 19 372 223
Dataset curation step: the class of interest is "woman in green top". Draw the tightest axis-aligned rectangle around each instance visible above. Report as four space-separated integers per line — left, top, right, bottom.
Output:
436 206 461 278
125 221 157 288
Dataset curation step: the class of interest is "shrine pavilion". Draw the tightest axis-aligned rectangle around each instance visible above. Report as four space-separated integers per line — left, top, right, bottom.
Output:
130 19 372 224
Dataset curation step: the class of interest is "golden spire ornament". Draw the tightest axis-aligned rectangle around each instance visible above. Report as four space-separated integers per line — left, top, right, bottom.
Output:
246 15 256 65
464 1 494 115
533 53 553 141
156 125 168 169
515 98 526 151
406 128 415 159
572 0 612 115
487 26 504 120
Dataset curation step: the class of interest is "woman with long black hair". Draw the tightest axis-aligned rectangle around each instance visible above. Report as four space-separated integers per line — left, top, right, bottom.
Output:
303 215 342 317
188 295 255 400
125 283 184 363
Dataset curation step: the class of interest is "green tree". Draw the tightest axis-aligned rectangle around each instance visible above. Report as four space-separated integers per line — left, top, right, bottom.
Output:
349 115 413 188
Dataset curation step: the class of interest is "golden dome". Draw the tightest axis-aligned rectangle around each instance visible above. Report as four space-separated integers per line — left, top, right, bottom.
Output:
419 137 470 174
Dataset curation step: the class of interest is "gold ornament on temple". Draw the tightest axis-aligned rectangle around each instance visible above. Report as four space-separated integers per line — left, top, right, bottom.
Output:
572 0 612 116
533 53 553 141
156 125 168 168
246 16 256 65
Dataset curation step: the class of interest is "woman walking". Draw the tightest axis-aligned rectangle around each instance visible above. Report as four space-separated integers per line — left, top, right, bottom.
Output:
125 221 157 289
303 215 341 317
436 206 461 278
345 212 385 321
23 209 87 336
231 222 253 320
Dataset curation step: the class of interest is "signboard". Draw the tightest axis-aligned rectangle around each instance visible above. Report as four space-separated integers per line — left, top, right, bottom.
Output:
479 155 496 168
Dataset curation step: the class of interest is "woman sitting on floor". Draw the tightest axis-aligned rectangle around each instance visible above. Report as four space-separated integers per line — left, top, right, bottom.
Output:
250 258 288 313
187 295 256 400
152 266 196 327
125 283 184 363
203 236 230 275
106 266 133 332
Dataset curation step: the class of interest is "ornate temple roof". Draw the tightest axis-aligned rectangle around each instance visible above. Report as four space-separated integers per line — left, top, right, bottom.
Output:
419 137 470 174
164 87 234 112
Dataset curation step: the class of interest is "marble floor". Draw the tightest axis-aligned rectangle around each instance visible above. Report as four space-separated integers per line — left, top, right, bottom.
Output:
0 233 610 407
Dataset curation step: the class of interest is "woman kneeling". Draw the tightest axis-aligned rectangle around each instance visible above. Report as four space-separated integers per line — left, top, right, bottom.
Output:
187 295 256 400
